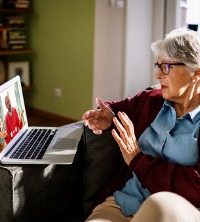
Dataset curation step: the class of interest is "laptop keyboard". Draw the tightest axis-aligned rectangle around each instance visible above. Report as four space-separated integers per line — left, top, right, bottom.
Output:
10 128 57 159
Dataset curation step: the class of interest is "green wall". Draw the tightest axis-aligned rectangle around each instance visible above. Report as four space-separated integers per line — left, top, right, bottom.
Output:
24 0 94 121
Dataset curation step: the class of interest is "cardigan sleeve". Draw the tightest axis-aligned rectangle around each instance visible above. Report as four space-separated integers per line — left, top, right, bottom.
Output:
129 152 200 208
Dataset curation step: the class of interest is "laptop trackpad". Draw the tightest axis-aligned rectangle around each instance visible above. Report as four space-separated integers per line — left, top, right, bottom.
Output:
52 138 78 150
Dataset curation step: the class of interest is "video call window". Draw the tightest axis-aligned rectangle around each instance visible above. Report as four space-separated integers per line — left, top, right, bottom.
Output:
0 81 25 152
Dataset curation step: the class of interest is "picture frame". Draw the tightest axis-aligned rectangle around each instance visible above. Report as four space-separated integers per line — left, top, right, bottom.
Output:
8 61 30 87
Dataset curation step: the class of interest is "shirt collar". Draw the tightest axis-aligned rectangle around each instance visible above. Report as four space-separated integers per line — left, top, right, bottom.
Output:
163 100 200 124
189 105 200 123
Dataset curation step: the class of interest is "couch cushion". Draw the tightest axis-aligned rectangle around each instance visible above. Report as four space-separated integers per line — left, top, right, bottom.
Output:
83 126 124 216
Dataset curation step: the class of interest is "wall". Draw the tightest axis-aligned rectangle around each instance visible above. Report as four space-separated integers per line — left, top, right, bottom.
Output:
93 0 153 108
123 0 153 98
25 0 95 121
92 0 125 107
187 0 200 29
25 0 178 120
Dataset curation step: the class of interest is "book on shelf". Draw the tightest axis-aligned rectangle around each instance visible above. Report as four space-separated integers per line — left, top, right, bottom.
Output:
4 16 25 28
3 15 27 49
15 0 30 9
2 0 30 9
9 39 26 44
0 26 9 49
8 30 26 39
9 44 25 50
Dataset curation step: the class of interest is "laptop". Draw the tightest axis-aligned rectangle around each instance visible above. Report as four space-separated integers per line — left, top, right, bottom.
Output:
0 75 83 165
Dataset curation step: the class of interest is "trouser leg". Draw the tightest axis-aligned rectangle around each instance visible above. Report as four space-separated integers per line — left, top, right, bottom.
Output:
85 196 132 222
131 191 200 222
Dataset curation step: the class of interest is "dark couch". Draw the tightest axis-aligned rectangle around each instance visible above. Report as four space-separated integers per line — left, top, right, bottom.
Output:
0 122 126 222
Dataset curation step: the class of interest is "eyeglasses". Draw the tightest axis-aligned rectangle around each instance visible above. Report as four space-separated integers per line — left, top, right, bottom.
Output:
154 62 185 75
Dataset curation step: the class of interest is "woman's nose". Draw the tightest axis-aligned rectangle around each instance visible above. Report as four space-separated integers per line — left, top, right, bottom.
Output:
155 69 165 79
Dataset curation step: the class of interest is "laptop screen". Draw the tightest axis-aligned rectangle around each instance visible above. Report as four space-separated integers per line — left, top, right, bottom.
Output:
0 76 28 153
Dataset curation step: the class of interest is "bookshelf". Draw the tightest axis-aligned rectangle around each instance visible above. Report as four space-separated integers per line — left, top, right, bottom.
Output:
0 49 32 55
0 0 32 88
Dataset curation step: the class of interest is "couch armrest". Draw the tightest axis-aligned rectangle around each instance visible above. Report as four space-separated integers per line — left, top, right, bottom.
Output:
0 121 85 222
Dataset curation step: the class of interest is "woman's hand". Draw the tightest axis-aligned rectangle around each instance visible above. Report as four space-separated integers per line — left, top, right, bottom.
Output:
82 97 115 134
112 112 140 165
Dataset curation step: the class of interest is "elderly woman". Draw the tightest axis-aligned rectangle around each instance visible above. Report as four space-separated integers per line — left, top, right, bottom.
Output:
82 28 200 222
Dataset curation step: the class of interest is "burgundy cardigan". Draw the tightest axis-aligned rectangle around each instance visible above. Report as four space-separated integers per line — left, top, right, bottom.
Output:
92 89 200 212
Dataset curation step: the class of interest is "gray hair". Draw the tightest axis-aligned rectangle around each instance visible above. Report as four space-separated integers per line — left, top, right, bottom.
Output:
151 28 200 72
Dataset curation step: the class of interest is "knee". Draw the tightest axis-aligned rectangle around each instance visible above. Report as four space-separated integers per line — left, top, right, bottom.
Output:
132 192 199 222
145 191 194 210
135 192 175 221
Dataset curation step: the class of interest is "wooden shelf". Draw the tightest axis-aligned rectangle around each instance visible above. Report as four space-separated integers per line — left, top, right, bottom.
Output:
0 49 32 56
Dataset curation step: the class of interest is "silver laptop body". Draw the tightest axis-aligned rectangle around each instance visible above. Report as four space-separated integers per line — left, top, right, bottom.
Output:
0 76 83 165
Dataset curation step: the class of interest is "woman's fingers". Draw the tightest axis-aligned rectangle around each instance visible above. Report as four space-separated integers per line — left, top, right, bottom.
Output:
82 108 108 134
113 112 134 146
112 128 128 152
117 112 134 137
113 117 132 154
112 112 139 155
112 128 135 165
82 109 97 120
113 116 127 139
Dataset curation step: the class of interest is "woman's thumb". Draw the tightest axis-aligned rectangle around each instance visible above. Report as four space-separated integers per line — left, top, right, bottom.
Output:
96 97 107 110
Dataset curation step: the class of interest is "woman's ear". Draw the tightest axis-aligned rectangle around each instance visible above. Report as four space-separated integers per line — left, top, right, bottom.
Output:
195 69 200 77
192 70 200 83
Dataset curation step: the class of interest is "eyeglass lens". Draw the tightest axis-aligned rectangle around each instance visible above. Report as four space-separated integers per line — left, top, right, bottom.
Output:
162 64 170 74
155 63 170 75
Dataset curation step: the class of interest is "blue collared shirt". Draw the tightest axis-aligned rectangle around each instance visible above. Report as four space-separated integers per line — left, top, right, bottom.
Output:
114 100 200 216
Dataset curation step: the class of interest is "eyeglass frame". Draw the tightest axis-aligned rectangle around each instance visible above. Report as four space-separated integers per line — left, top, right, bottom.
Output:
154 62 185 75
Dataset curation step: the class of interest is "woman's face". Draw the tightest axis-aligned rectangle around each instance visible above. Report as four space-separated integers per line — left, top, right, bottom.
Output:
155 56 195 103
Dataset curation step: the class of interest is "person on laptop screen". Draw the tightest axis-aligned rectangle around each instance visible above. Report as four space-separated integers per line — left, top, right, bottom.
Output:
4 93 24 144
